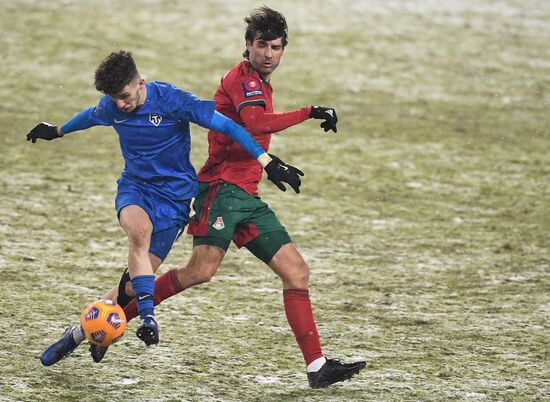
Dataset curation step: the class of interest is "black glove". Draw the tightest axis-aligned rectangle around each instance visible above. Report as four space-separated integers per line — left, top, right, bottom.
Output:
26 122 60 143
264 154 304 194
310 106 338 133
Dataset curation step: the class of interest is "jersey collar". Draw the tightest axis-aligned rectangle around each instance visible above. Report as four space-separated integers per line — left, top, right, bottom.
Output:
244 60 272 88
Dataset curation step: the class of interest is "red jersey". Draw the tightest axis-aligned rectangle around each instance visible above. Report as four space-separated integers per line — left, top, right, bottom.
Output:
197 60 310 194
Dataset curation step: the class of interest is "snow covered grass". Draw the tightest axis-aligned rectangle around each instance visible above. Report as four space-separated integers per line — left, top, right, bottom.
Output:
1 0 548 400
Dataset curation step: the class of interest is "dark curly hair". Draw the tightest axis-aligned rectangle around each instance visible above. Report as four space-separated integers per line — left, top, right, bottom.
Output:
94 50 139 95
243 6 288 59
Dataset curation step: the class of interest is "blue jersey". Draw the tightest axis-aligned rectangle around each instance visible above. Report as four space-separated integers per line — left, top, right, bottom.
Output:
62 81 216 200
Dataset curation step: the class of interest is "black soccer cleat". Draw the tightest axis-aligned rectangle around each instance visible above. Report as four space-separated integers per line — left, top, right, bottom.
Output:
89 344 109 363
307 358 366 388
136 315 159 346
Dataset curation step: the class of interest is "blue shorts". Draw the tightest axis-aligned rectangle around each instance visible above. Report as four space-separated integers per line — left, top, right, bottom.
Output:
149 225 184 260
115 177 191 260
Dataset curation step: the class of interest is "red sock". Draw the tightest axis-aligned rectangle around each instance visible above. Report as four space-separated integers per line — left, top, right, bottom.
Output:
283 289 323 365
123 269 183 322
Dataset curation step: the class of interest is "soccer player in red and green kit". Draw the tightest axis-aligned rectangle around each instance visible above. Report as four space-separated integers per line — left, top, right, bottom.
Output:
108 6 366 388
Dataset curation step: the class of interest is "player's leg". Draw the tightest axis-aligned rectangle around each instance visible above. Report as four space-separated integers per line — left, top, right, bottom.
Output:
41 206 155 366
267 243 365 387
231 198 325 370
41 182 187 364
121 181 238 321
122 243 226 322
267 243 322 368
40 251 163 366
174 244 225 287
245 232 326 367
112 223 182 308
99 251 163 304
252 237 367 387
93 242 224 363
88 252 163 363
118 204 159 346
240 199 366 388
89 224 185 362
41 251 156 367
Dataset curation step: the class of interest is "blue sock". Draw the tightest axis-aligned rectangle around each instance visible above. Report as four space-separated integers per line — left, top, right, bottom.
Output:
130 275 155 320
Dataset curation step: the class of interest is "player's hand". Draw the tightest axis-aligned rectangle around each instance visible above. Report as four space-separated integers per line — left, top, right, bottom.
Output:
26 122 60 143
264 154 304 194
310 106 338 133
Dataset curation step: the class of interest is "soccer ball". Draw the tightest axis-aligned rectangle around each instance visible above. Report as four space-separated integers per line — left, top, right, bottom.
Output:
80 300 127 347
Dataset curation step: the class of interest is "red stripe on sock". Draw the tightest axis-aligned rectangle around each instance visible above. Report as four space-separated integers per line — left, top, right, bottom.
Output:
284 289 309 298
283 288 323 365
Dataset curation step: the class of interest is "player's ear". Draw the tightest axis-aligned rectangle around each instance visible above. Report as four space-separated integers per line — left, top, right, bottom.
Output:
138 78 145 88
246 40 253 52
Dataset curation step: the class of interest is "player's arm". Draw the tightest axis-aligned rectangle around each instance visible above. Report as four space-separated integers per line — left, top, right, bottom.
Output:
26 107 101 143
207 111 303 193
239 104 338 134
239 105 311 134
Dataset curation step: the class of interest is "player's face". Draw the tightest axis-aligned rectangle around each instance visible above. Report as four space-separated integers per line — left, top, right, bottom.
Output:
111 78 145 113
246 37 284 80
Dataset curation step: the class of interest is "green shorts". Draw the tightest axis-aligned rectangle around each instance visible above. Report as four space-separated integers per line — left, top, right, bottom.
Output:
187 181 291 264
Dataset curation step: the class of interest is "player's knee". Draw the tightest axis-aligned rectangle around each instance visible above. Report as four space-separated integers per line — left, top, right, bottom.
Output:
294 260 310 285
126 225 151 250
281 260 310 288
188 270 214 285
183 262 217 286
196 263 218 283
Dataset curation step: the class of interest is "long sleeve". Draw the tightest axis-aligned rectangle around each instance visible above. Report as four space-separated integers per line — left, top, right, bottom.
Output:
59 107 98 134
207 111 266 159
239 105 311 135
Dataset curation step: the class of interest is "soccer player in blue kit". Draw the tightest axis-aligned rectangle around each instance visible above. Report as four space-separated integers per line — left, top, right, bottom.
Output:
28 50 303 365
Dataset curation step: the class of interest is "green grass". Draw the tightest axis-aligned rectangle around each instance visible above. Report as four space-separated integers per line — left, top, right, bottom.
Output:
1 0 549 401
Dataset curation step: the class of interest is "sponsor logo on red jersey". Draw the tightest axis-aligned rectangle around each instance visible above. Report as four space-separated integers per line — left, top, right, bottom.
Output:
242 79 263 98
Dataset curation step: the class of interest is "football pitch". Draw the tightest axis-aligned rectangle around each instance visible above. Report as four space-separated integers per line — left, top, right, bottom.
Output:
1 0 548 400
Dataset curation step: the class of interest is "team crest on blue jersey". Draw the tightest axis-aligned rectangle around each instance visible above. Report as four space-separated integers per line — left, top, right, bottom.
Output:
242 79 263 98
149 113 162 126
